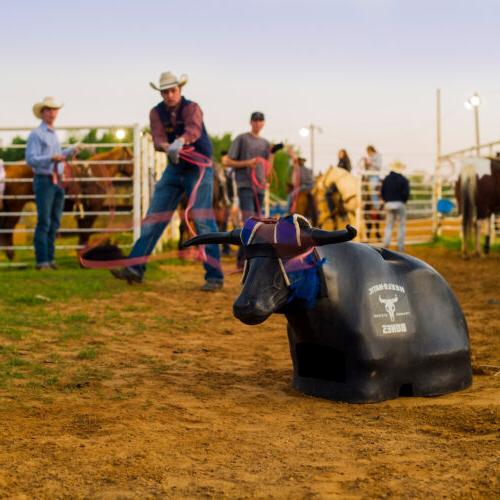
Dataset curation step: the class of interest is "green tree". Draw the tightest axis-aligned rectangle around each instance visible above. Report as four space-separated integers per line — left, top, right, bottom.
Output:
210 133 232 163
270 150 291 200
0 136 27 162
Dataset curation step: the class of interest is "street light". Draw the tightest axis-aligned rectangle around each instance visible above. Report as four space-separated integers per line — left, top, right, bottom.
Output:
299 124 322 173
464 92 481 155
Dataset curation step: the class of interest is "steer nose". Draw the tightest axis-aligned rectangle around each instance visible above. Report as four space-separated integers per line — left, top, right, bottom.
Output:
233 297 270 325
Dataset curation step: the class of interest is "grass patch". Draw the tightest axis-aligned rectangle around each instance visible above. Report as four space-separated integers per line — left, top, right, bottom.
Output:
415 236 500 253
0 254 192 396
62 366 113 392
77 347 97 360
1 326 30 341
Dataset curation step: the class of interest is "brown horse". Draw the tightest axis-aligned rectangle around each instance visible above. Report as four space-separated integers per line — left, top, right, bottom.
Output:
455 156 500 257
0 147 134 260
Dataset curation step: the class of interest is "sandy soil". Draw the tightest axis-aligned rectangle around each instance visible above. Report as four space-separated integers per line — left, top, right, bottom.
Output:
0 247 498 498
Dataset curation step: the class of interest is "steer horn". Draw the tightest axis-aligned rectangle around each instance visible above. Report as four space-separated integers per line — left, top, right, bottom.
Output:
181 229 242 248
305 224 357 246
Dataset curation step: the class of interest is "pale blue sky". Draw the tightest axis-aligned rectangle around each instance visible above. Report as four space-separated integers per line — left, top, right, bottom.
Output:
1 0 499 172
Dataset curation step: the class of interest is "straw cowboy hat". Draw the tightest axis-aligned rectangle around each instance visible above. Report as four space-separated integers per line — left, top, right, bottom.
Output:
389 160 406 173
33 96 64 119
149 71 188 91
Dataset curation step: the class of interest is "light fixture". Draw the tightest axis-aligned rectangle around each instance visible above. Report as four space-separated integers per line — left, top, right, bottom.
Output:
115 129 126 140
299 127 310 138
464 93 481 110
469 94 481 107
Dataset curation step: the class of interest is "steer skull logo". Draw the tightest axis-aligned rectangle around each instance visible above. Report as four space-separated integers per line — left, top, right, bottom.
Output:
379 295 399 322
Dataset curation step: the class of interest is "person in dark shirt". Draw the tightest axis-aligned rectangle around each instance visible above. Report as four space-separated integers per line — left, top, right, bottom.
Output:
111 71 223 291
224 111 270 221
381 160 410 252
337 149 352 172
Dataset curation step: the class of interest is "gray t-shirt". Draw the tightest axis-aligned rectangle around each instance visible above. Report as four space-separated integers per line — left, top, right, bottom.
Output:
228 132 270 192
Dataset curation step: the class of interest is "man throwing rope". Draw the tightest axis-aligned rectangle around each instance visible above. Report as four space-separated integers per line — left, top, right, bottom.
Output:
111 71 223 291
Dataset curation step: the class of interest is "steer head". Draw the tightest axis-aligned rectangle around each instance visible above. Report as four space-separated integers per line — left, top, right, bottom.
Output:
182 214 356 325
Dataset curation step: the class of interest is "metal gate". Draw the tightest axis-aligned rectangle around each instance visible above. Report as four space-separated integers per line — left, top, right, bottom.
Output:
0 124 142 263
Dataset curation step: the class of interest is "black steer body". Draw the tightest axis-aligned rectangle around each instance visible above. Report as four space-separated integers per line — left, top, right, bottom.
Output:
285 242 471 403
183 215 472 403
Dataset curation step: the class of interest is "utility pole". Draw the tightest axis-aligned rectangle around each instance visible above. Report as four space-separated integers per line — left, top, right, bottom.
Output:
433 88 442 237
464 92 481 155
473 93 481 155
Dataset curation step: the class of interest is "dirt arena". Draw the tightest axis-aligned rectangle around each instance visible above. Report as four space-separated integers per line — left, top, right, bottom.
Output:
0 246 498 498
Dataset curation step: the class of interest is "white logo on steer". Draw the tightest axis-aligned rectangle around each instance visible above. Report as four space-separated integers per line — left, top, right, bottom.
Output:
378 295 398 322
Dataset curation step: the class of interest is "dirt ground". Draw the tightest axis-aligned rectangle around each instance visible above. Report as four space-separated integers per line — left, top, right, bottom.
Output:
0 247 498 498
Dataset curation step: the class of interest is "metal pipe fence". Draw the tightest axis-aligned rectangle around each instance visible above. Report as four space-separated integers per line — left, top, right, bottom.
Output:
0 125 142 262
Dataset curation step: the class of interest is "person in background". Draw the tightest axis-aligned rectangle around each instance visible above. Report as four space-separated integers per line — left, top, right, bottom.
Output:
224 111 270 221
287 149 313 208
337 149 352 172
381 160 410 252
26 97 80 270
224 111 270 267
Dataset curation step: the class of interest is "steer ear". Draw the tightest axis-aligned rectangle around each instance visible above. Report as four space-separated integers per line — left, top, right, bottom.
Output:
181 229 242 248
304 224 357 246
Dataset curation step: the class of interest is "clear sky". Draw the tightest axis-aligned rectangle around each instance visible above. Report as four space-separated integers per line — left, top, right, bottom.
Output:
1 0 499 173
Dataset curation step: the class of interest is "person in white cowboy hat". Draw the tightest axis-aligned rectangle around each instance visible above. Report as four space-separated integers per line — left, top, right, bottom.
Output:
111 71 224 291
381 160 410 252
26 96 80 270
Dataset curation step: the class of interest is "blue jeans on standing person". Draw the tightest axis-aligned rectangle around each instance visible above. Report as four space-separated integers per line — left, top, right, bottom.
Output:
128 162 223 283
33 174 65 266
383 201 406 252
237 187 264 266
238 187 264 220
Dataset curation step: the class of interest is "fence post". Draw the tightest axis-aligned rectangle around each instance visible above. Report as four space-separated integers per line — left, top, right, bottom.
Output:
141 133 150 217
132 124 141 242
355 174 362 241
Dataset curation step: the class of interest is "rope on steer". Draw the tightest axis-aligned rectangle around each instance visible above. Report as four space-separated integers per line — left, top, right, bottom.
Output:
240 214 325 308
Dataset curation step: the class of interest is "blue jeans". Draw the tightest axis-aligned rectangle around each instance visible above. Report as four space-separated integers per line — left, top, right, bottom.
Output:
129 162 223 283
383 201 406 252
238 187 264 220
33 175 65 265
237 187 264 265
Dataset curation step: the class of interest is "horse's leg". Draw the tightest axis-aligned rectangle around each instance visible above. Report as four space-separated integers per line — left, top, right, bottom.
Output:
461 214 469 259
0 231 14 261
484 214 493 255
474 219 481 257
77 215 98 247
0 203 23 261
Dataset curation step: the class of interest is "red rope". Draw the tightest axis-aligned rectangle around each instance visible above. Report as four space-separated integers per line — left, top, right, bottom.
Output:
249 156 273 216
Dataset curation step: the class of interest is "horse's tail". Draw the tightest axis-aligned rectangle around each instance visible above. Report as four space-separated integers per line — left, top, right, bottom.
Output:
460 164 477 245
